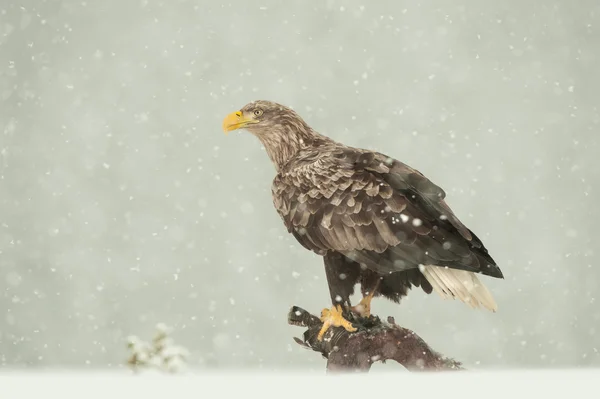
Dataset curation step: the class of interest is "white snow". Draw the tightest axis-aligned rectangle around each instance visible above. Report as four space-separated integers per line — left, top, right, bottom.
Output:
0 371 597 398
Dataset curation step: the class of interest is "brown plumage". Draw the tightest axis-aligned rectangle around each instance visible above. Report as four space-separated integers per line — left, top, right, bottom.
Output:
223 100 503 317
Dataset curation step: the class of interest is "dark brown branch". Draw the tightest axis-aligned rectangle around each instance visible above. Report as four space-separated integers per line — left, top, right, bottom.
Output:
288 306 463 373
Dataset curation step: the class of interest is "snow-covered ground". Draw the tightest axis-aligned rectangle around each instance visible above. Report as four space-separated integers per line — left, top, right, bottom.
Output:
1 370 596 398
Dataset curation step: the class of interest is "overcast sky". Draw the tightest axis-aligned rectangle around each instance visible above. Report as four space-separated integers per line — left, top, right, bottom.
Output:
1 0 599 370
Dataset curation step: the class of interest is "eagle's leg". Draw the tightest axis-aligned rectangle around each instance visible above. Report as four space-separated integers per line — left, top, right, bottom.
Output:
351 277 381 318
318 253 362 341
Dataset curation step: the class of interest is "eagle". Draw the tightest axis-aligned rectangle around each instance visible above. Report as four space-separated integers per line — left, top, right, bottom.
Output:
223 100 504 341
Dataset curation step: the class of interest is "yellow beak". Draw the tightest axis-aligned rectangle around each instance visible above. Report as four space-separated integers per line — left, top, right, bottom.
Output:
222 111 257 134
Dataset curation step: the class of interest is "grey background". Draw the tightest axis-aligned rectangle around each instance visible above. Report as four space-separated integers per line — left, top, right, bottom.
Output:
1 0 599 370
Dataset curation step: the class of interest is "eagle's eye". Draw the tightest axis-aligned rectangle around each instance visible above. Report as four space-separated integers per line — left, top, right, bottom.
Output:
253 109 263 117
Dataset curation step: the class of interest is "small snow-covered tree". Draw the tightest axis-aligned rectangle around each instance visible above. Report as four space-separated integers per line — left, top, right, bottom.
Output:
126 323 189 373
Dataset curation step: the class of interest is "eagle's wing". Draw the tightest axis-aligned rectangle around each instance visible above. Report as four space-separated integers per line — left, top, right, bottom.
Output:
273 146 503 279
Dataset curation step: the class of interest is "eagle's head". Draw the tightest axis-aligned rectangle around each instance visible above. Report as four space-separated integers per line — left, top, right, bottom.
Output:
222 100 332 170
222 100 304 136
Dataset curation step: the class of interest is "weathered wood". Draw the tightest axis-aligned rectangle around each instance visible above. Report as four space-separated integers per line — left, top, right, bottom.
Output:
288 306 463 372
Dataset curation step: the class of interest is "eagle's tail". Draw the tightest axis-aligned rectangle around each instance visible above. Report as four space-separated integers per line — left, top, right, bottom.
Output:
420 265 498 312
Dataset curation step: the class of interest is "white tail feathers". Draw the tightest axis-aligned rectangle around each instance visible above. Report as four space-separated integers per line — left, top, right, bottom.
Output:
420 265 498 312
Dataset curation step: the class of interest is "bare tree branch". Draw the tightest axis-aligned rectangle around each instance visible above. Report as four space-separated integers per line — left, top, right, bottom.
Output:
288 306 464 373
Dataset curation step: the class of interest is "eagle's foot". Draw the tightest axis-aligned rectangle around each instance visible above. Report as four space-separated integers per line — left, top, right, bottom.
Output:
317 305 357 341
351 284 378 318
351 295 374 318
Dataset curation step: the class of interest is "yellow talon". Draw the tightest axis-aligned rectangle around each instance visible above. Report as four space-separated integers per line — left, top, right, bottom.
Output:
351 291 375 318
351 279 380 318
317 305 357 341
